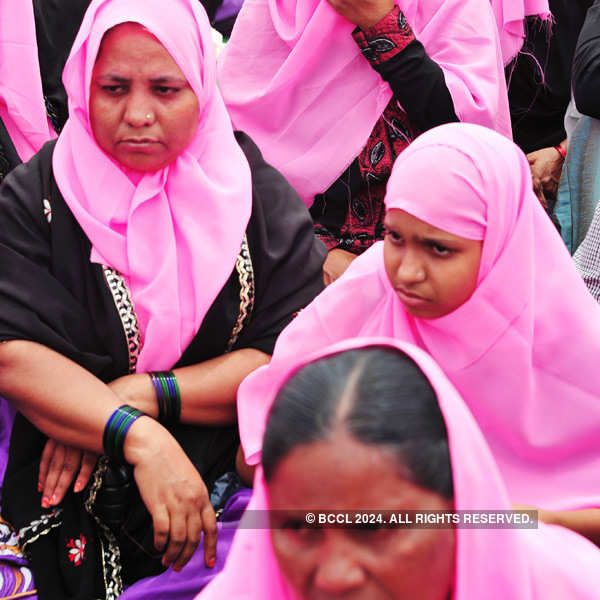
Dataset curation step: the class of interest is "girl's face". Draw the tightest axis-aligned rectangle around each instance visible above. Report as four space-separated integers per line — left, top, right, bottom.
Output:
89 22 199 172
267 431 455 600
384 209 483 319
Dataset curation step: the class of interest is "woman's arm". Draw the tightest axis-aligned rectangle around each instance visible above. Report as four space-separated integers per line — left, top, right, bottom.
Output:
539 508 600 547
0 339 217 570
108 348 270 425
329 1 458 132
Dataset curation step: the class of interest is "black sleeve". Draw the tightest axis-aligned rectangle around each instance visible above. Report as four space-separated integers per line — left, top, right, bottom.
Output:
0 141 112 374
0 117 22 181
573 0 600 118
233 131 326 354
353 7 458 132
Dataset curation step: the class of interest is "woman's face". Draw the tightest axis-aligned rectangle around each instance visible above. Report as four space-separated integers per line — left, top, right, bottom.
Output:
267 431 455 600
384 209 483 319
89 22 199 172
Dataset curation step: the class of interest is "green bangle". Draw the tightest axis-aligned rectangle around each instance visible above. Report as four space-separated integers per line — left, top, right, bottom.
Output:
149 371 181 423
103 405 145 463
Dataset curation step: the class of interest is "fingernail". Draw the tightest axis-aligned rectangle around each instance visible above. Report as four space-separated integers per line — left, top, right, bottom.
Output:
74 482 82 493
50 494 57 505
41 497 49 508
207 558 216 568
37 482 43 492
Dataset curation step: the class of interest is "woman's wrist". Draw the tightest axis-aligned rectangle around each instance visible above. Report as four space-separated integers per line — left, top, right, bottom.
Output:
122 415 167 466
108 374 158 418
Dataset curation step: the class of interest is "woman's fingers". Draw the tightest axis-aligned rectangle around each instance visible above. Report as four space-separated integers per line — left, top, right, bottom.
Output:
48 446 83 506
172 511 202 572
152 505 170 553
201 502 218 568
41 442 66 506
38 438 57 493
74 451 98 493
162 510 187 568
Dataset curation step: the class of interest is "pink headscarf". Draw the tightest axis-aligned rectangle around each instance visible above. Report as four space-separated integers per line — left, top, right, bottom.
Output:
218 0 510 207
490 0 552 64
202 338 600 599
236 122 600 512
0 0 55 161
53 0 252 372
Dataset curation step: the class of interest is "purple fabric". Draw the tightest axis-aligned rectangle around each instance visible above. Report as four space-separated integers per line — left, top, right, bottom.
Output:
120 487 252 599
0 516 37 598
0 398 15 505
214 0 243 23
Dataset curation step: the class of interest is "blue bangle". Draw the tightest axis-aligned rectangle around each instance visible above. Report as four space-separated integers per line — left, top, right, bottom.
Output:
149 371 181 423
103 405 145 463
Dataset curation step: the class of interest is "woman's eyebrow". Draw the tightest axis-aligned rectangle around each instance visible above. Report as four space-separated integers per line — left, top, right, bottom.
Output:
95 74 129 83
149 76 187 85
420 235 457 246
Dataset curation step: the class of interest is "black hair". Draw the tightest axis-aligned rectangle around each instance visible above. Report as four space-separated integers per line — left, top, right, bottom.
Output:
262 347 453 499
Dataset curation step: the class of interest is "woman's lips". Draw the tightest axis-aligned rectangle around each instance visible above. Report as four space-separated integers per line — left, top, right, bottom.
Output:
118 138 161 152
395 287 430 308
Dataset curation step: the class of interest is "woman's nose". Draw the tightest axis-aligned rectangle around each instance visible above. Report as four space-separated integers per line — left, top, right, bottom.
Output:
123 92 155 127
396 249 426 285
313 536 366 593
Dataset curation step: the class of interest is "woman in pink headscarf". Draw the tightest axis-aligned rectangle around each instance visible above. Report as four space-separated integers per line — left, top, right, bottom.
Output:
235 122 600 545
0 0 55 170
202 338 600 599
219 0 511 285
0 0 92 174
0 0 325 598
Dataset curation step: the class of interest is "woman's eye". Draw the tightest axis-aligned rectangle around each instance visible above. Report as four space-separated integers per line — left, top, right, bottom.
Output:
102 84 127 94
154 86 180 96
384 229 403 245
430 242 451 256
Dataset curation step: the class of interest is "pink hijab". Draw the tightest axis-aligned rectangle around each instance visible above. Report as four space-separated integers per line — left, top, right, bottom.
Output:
0 0 55 161
236 123 600 511
202 338 600 599
490 0 551 64
53 0 252 372
218 0 510 207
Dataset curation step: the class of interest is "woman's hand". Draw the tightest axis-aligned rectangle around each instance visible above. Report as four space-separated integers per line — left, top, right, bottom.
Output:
527 144 566 205
38 439 98 507
327 0 394 30
323 248 357 286
125 416 217 571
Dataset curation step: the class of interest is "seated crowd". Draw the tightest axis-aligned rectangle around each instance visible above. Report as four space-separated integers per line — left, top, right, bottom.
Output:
0 0 599 599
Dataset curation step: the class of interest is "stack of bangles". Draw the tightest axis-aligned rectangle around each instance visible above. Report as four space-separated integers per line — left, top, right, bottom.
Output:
149 370 182 423
102 371 181 463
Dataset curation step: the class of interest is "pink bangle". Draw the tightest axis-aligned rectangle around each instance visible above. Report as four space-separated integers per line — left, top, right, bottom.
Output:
554 144 567 160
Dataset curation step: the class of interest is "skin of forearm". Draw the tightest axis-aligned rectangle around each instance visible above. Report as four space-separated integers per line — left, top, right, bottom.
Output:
0 339 128 453
108 348 271 426
541 508 600 547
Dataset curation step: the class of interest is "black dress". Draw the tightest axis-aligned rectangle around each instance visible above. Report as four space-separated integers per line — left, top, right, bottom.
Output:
0 131 326 599
507 0 594 153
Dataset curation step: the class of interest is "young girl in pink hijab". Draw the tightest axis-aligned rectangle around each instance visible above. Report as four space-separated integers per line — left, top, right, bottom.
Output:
202 338 600 599
219 0 512 285
236 122 600 545
0 0 324 597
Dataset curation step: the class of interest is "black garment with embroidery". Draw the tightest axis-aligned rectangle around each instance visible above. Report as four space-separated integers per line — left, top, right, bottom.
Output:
0 132 325 599
310 7 458 254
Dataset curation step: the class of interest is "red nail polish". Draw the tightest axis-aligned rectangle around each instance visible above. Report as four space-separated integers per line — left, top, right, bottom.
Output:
50 494 57 505
74 482 82 493
41 497 49 508
208 558 216 568
37 482 43 492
